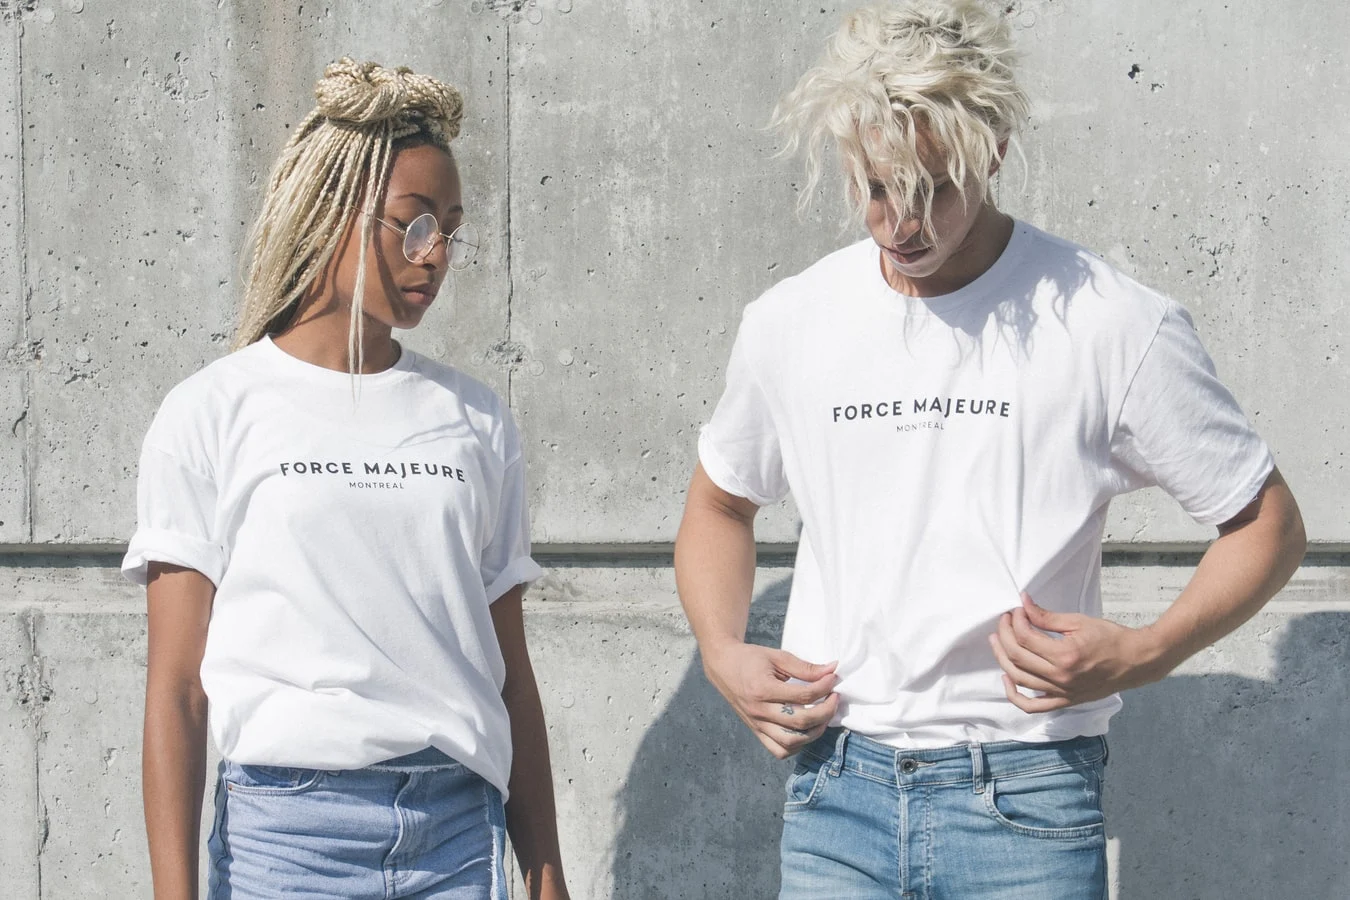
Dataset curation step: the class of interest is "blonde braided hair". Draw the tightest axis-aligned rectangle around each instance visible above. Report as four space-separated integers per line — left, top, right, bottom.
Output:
233 58 464 371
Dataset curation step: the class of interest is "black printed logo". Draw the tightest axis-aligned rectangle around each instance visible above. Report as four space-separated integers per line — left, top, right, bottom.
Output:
277 460 468 490
830 395 1012 433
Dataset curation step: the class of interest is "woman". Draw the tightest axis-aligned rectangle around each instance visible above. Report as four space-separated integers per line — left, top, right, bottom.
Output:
123 58 570 900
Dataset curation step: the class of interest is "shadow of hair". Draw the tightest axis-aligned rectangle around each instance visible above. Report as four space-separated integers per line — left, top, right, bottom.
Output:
899 233 1102 372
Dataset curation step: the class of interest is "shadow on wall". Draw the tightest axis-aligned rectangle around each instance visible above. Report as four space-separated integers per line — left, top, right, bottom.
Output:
610 589 1349 900
609 575 794 900
1107 610 1350 899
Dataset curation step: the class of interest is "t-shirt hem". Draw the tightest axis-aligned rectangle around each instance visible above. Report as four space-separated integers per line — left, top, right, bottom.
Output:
121 529 226 587
1188 450 1276 527
835 697 1122 749
697 428 781 508
484 556 545 603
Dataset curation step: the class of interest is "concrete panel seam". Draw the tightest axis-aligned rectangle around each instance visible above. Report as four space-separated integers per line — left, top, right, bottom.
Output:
8 12 33 544
2 543 1350 566
12 609 49 894
504 12 515 409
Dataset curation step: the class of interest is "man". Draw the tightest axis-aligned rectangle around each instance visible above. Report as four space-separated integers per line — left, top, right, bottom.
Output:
673 2 1306 897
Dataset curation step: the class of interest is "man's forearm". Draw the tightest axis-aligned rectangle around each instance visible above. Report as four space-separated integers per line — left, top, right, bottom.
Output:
992 472 1306 712
674 466 841 756
673 490 758 656
1143 472 1306 675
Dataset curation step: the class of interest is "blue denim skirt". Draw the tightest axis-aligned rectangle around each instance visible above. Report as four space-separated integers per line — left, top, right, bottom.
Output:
780 728 1108 900
207 747 507 900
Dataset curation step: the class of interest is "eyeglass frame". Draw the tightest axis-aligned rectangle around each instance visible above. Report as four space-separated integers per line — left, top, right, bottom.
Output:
369 212 480 270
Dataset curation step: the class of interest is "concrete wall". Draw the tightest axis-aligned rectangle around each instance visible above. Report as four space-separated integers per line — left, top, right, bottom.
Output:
1 1 1346 898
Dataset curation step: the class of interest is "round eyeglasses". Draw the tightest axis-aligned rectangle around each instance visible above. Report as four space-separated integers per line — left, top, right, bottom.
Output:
373 213 480 270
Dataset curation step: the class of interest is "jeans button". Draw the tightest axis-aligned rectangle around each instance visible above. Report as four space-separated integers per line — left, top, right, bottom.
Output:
900 758 918 775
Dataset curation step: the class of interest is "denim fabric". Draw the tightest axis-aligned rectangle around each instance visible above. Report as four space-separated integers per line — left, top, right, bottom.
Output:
207 747 507 900
780 728 1107 900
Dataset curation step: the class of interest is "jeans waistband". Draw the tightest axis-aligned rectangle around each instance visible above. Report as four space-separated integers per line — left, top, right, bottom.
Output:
801 727 1107 790
365 746 464 773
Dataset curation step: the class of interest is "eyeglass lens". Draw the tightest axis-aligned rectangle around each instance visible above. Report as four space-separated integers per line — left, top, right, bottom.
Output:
403 214 480 270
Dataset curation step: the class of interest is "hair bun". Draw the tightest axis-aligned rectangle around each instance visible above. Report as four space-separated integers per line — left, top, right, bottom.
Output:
314 57 464 141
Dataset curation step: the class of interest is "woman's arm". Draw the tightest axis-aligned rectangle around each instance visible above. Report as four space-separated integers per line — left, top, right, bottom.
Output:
491 585 569 900
143 562 214 900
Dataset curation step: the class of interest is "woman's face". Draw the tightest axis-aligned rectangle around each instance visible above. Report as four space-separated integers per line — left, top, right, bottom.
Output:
330 142 463 330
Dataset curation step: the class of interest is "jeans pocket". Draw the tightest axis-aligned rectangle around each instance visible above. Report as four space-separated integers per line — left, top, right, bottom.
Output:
983 761 1105 840
223 761 324 796
783 753 828 812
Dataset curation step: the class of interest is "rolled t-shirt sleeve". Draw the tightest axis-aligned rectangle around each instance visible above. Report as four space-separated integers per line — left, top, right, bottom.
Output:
698 309 789 507
122 443 228 587
480 415 544 603
1109 301 1274 526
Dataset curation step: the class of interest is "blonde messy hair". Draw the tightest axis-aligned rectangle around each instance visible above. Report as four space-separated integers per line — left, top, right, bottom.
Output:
772 0 1029 238
233 58 464 368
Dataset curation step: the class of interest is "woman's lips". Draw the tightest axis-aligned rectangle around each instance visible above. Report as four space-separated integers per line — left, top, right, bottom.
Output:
401 285 438 305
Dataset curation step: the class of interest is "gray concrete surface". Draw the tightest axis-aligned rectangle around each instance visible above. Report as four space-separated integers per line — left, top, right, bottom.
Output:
0 609 41 897
5 0 1346 547
2 9 27 545
1002 0 1350 545
1 0 1348 897
1 562 1348 898
15 0 515 543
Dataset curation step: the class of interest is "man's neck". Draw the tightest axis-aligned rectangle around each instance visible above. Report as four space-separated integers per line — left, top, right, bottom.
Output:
881 203 1014 298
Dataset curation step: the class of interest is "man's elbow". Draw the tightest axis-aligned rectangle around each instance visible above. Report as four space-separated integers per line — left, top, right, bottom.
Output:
1263 473 1307 575
1219 469 1307 575
685 466 760 525
1282 501 1308 568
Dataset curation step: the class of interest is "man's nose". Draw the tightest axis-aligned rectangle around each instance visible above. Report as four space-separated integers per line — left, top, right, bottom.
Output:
890 211 923 245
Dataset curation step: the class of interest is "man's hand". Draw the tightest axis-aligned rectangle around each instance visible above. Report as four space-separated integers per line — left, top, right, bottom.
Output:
988 592 1166 713
702 640 840 759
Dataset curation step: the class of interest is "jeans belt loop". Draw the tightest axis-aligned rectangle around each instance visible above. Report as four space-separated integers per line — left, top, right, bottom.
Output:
969 742 986 795
829 729 849 777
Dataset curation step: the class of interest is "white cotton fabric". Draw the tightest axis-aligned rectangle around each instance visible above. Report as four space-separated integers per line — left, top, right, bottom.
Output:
700 222 1274 749
123 338 541 796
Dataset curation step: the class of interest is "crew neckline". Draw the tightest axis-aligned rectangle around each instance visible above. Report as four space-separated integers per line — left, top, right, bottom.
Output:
257 335 420 386
870 219 1030 315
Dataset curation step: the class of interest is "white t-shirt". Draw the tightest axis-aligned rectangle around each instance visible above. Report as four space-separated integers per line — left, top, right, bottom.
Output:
699 222 1274 748
123 337 541 796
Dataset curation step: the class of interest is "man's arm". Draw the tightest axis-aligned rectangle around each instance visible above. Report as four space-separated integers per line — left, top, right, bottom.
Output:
991 468 1307 710
491 585 569 900
674 463 839 759
143 562 214 900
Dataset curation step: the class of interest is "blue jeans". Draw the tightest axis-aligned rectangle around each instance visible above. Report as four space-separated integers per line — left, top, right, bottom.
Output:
207 747 508 900
780 728 1108 900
